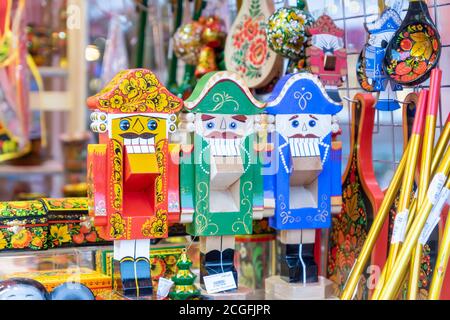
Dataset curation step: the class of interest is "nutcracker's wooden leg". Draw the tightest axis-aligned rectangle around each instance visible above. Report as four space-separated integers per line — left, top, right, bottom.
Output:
114 239 152 297
280 229 318 283
114 240 137 297
134 239 152 297
199 235 238 290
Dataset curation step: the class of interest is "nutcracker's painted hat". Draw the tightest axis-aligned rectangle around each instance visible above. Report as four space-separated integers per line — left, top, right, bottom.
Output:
87 69 183 114
307 14 344 37
364 8 401 33
184 71 265 114
265 73 342 115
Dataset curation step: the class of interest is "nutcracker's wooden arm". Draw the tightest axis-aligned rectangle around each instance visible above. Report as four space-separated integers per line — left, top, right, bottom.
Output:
331 140 343 214
167 143 181 224
179 144 195 224
87 144 108 230
261 142 275 219
252 141 264 220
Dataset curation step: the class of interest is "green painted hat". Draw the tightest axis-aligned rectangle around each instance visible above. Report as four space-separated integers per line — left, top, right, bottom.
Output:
184 71 265 115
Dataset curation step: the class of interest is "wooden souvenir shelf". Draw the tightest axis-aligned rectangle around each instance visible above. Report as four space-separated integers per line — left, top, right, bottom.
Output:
0 159 64 176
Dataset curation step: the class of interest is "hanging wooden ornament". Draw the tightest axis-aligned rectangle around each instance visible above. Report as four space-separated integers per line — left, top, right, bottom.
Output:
173 21 204 66
266 0 314 72
384 0 441 86
364 8 403 111
306 14 347 103
194 15 226 78
224 0 283 88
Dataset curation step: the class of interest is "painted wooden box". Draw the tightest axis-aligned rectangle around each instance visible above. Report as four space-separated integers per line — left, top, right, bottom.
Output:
1 267 112 297
0 201 48 252
95 246 184 293
41 198 110 248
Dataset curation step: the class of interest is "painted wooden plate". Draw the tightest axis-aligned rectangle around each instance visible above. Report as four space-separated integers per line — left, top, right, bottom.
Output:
224 0 283 88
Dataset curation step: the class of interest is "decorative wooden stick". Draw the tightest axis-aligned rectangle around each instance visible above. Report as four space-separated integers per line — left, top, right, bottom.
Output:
407 68 442 299
428 178 450 299
379 147 450 299
383 89 428 281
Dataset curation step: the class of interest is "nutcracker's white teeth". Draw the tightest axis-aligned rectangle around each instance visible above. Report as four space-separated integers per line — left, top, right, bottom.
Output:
209 138 242 156
124 137 156 154
288 138 321 157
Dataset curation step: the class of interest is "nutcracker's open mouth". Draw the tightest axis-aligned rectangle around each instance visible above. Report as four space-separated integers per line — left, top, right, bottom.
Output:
121 133 156 154
207 137 243 156
288 136 321 157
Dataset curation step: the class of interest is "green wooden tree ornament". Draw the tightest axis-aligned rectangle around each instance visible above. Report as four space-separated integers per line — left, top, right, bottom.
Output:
169 249 201 300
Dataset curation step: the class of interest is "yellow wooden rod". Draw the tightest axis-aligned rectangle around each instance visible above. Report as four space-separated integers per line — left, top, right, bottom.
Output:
428 179 450 299
379 148 450 299
369 117 448 300
431 113 450 175
385 93 428 280
371 262 387 300
340 142 410 300
406 117 450 233
407 69 441 300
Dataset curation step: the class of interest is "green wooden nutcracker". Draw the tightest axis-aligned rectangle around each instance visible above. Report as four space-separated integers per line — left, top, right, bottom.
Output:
178 71 266 289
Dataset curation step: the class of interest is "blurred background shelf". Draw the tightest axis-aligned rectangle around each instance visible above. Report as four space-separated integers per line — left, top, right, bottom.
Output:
0 159 64 176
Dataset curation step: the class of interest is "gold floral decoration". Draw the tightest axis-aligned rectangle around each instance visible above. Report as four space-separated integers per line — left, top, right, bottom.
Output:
141 209 168 238
110 213 126 238
93 70 182 114
49 225 71 244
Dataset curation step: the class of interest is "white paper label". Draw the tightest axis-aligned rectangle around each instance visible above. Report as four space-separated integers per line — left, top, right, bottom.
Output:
203 272 237 294
419 187 450 244
391 210 409 243
156 277 174 299
427 173 446 205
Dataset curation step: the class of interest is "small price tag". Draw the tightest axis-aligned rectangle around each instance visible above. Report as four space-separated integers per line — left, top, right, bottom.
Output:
203 272 237 294
391 210 409 244
419 187 450 245
427 173 446 205
157 277 174 299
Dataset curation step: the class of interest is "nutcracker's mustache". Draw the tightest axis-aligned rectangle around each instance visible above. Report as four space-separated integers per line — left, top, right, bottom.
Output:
119 132 156 139
204 131 243 139
289 133 320 138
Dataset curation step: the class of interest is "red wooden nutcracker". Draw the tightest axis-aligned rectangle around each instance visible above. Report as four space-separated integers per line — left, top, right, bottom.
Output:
86 69 183 297
306 14 347 103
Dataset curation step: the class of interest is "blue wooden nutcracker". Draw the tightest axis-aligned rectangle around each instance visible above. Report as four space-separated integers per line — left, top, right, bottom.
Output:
264 73 342 283
364 8 403 111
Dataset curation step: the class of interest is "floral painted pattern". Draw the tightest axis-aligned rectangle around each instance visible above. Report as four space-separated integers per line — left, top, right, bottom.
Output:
93 70 182 114
266 7 314 59
0 201 48 251
109 213 125 239
0 224 48 251
41 198 87 211
228 0 271 80
141 209 168 238
47 222 106 248
386 23 440 84
328 149 369 300
0 201 46 218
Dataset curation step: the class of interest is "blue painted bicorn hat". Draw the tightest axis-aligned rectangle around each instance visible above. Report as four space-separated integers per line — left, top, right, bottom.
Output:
265 73 343 115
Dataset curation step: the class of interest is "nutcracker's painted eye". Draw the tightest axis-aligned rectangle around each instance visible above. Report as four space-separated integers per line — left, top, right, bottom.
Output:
206 122 215 129
309 120 317 127
119 119 130 131
147 119 158 131
291 120 299 128
229 122 237 130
